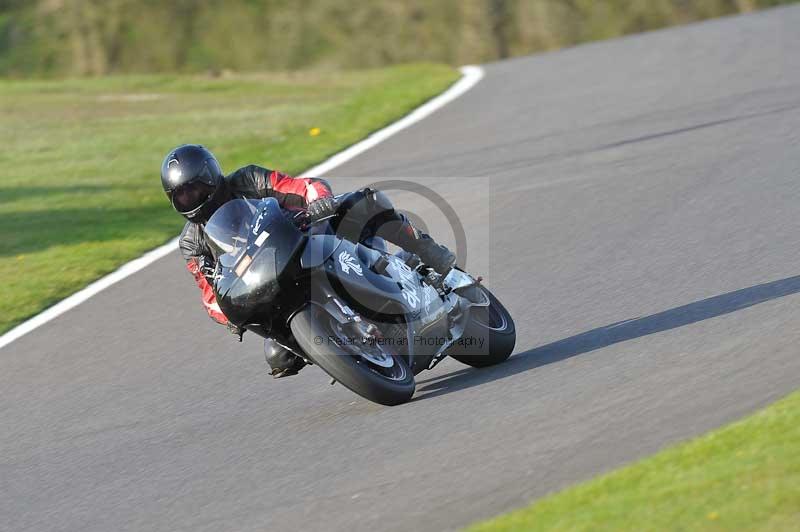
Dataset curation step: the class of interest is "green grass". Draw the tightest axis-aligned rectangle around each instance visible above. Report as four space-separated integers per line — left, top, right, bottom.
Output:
468 390 800 532
0 64 459 334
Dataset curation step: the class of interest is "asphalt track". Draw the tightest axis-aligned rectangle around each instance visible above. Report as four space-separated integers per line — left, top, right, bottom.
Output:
3 7 800 532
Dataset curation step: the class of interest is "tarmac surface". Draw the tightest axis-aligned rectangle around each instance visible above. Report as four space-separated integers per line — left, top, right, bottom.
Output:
2 7 800 531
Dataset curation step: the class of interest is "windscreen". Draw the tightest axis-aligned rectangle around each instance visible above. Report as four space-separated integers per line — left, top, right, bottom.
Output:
204 199 261 267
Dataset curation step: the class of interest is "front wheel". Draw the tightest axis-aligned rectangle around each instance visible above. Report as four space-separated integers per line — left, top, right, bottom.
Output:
290 307 416 406
448 286 516 368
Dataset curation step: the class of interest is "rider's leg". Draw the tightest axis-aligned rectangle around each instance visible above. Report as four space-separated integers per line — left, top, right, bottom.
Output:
264 337 305 378
376 213 456 275
336 188 455 275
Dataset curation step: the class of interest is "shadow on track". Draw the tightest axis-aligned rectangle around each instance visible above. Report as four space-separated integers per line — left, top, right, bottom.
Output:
414 274 800 400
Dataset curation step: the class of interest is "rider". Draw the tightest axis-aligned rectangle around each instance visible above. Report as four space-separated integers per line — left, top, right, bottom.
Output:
161 144 456 378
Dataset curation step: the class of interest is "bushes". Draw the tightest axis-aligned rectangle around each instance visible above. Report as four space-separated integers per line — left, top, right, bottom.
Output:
0 0 796 76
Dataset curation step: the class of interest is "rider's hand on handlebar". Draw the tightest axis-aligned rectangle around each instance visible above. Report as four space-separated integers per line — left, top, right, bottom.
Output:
199 256 216 281
305 197 338 223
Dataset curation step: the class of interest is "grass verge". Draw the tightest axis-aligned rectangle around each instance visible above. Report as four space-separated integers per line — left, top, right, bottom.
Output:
468 389 800 531
0 64 459 334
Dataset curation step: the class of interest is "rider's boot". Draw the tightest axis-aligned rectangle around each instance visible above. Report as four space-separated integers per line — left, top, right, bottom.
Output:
388 218 455 275
343 188 455 275
409 233 456 275
265 338 306 378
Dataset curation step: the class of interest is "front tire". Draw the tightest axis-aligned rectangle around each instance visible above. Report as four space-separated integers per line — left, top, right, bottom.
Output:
448 286 516 368
290 307 416 406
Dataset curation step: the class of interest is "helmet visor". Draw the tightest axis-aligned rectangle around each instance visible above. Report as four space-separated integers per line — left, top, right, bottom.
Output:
170 181 217 213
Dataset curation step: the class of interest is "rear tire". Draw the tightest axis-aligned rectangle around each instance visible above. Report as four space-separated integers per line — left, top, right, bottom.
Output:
448 286 516 368
290 307 416 406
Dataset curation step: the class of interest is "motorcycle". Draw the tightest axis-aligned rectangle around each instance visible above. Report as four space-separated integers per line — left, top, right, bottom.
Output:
205 195 516 406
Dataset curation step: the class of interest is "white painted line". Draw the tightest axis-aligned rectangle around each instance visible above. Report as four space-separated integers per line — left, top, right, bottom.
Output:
0 65 484 350
0 238 180 350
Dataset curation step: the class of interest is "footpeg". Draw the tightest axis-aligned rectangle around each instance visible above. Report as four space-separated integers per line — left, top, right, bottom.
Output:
423 269 445 291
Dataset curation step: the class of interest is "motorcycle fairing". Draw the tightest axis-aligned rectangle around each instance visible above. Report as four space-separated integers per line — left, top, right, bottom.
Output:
313 239 452 372
213 198 304 327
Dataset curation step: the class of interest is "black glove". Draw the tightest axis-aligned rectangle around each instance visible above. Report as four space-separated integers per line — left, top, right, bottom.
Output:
199 255 216 282
306 197 337 222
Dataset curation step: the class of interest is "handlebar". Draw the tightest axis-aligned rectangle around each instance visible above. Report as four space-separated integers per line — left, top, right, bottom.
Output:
292 197 342 229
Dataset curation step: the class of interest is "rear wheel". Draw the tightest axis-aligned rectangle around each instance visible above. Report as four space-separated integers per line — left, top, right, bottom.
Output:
448 286 516 368
290 307 415 406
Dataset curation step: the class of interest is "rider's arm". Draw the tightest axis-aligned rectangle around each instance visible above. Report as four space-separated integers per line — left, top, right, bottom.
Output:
231 165 333 208
179 222 229 325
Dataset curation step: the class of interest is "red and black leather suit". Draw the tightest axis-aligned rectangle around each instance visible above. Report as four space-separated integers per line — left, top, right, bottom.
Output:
179 164 332 325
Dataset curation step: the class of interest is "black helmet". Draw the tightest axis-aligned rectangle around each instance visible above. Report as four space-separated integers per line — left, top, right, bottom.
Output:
161 144 226 224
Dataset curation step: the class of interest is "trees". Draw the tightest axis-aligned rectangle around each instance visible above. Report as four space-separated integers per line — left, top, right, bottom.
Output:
0 0 790 77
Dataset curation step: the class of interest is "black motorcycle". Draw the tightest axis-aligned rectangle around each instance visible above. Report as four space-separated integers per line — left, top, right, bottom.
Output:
205 196 516 406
